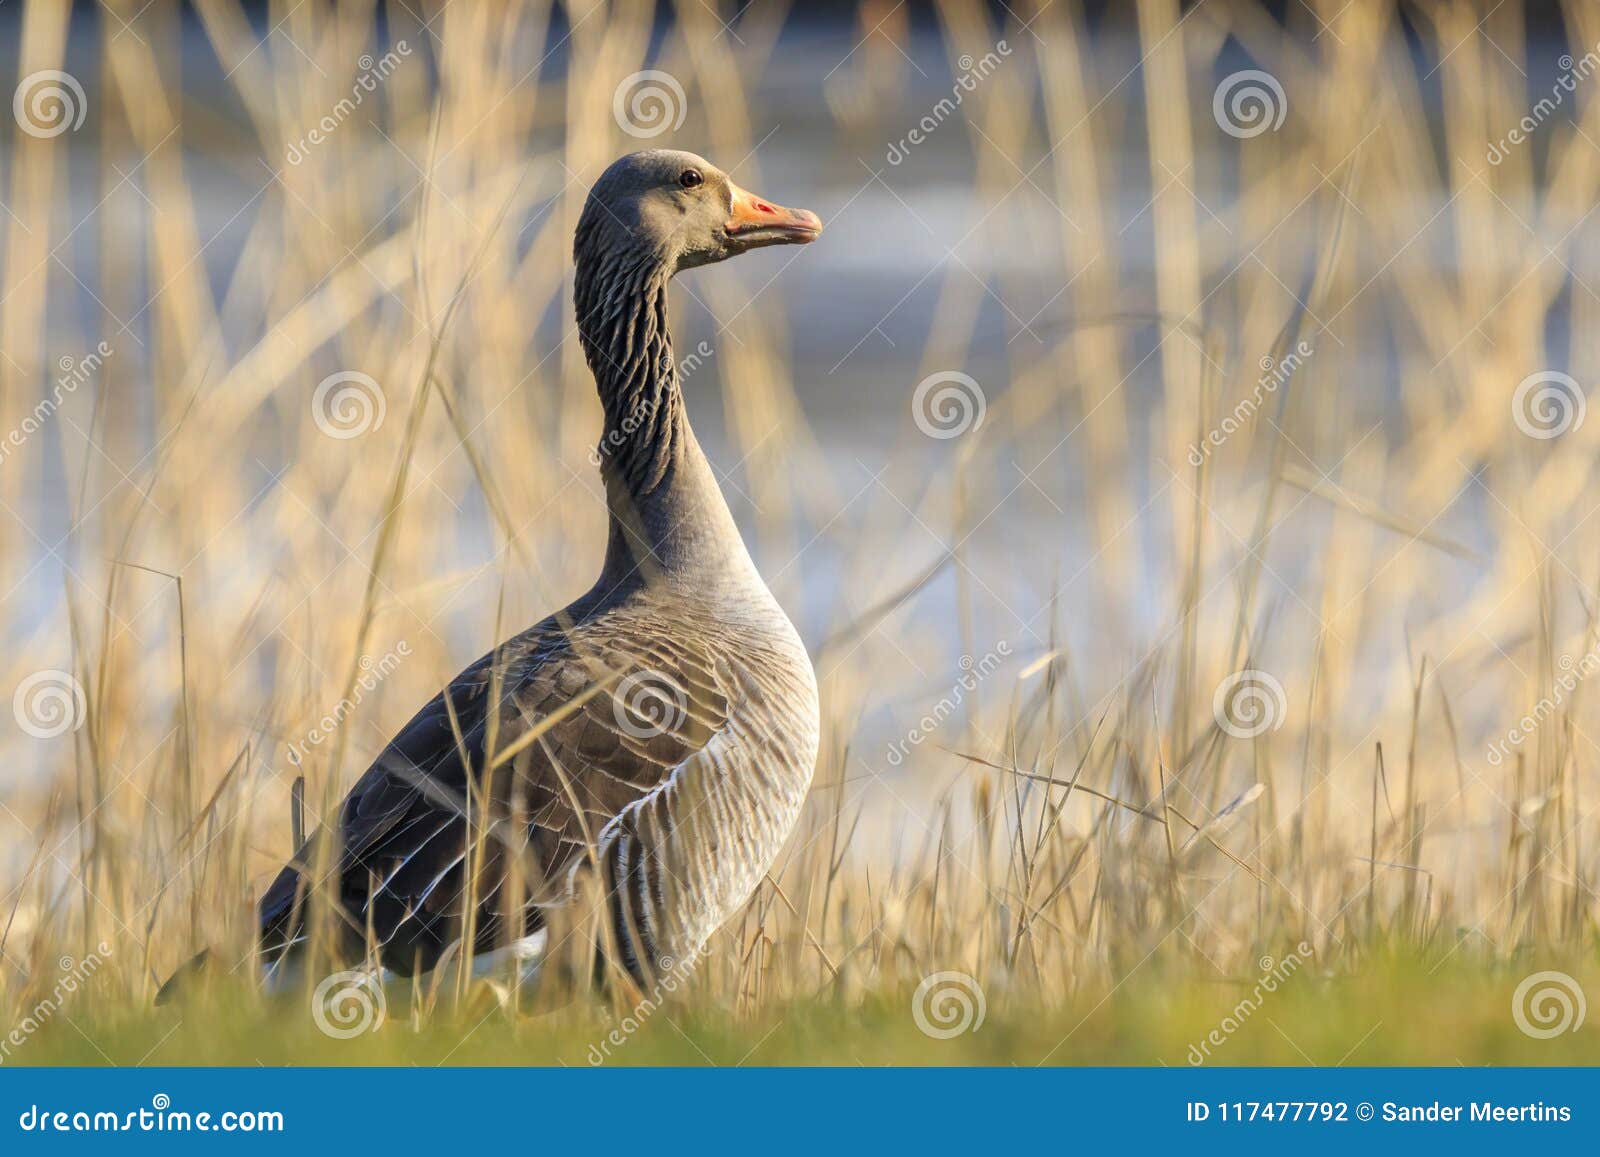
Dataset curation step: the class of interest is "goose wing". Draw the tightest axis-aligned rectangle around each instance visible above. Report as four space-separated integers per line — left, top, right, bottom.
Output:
257 612 732 974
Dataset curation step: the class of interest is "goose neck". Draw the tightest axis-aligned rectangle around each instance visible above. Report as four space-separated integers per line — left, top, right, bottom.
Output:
575 254 744 585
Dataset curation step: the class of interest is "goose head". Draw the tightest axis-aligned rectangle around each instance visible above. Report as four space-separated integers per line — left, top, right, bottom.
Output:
576 149 822 275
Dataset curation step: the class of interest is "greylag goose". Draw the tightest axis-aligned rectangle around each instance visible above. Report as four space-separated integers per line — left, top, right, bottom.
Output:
170 150 823 998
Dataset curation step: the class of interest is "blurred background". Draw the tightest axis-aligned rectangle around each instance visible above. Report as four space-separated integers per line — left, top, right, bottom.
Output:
2 0 1598 1063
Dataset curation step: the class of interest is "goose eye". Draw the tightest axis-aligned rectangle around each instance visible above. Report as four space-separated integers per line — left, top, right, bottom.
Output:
679 169 704 189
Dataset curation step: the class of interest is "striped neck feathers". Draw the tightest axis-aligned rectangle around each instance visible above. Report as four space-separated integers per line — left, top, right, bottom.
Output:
574 233 749 584
574 246 685 497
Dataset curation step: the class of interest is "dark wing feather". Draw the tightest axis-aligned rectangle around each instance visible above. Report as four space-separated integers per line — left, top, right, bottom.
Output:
257 609 731 975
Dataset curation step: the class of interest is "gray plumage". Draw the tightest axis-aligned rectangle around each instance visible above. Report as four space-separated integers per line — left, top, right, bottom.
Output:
250 150 823 987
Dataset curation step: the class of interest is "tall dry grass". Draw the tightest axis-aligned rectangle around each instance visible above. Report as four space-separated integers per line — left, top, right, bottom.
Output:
2 0 1598 1058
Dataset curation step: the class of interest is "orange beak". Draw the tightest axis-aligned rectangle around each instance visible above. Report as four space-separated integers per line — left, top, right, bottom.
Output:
725 181 823 248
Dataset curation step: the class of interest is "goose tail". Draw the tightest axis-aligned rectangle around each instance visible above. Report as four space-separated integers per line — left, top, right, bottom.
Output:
153 947 211 1005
